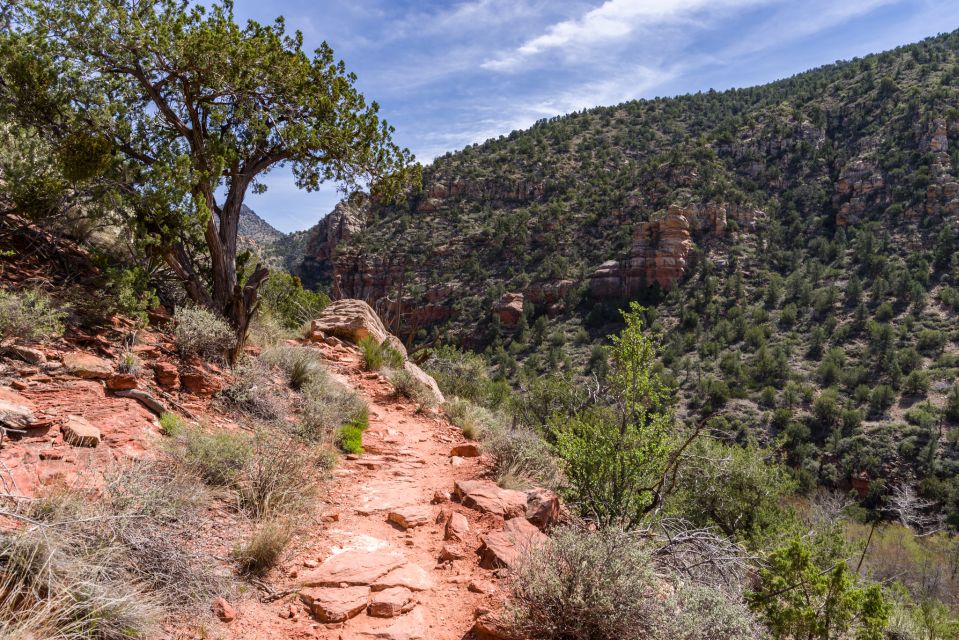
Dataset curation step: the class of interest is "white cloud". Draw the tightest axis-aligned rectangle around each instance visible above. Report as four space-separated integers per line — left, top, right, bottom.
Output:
483 0 772 71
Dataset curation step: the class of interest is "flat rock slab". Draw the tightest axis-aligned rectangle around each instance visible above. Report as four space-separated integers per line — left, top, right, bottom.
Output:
361 606 427 640
479 517 548 569
300 585 370 623
388 506 432 530
62 353 113 379
453 479 527 519
372 564 434 592
368 586 415 618
299 550 406 587
0 395 34 430
62 415 101 447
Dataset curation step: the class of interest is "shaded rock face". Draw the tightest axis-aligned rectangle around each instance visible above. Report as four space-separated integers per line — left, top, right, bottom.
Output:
298 197 371 289
588 203 762 298
492 293 524 327
416 176 547 213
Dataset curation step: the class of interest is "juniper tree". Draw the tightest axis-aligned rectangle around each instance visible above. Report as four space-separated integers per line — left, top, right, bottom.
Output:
1 0 418 351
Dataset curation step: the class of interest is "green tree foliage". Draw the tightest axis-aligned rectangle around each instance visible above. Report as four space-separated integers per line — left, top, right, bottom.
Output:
1 0 418 346
673 439 795 543
748 537 890 640
257 271 329 330
552 303 676 529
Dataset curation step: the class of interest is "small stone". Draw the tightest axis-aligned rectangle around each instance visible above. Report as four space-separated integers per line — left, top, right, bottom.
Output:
11 380 28 390
450 443 481 458
106 373 138 390
431 490 450 504
468 580 494 594
444 512 470 542
439 543 466 562
213 597 236 622
61 415 101 447
388 506 432 530
8 345 46 365
450 456 464 467
368 586 415 618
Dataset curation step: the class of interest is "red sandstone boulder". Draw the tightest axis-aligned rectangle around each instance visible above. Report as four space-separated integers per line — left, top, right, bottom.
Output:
492 292 524 327
479 517 548 569
180 366 221 396
525 487 561 530
152 361 179 389
61 415 101 447
106 373 137 391
62 352 112 379
453 479 527 519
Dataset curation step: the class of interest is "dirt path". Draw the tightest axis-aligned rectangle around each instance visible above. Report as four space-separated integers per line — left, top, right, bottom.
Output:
223 346 504 639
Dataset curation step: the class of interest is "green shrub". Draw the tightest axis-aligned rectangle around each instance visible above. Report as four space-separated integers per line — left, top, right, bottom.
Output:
748 537 889 640
869 384 896 415
176 427 252 486
117 351 142 375
358 335 404 371
667 584 763 640
257 271 330 330
0 288 65 341
232 519 292 575
174 306 236 360
552 303 674 529
387 368 435 408
337 423 365 454
506 526 661 640
158 411 185 437
903 369 929 396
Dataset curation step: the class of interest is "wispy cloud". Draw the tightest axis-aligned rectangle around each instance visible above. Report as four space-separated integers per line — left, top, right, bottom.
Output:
483 0 772 71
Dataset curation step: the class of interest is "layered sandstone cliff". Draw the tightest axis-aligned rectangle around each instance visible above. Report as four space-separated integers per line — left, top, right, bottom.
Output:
589 203 762 299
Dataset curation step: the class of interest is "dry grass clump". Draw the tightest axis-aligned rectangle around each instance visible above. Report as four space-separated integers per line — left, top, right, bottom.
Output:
231 519 293 576
260 344 326 390
444 396 504 440
0 461 228 639
221 356 286 420
173 306 236 360
172 426 323 519
483 423 563 491
298 374 368 444
387 368 436 409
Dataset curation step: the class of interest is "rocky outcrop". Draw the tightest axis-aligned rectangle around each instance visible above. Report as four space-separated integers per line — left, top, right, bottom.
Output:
416 176 547 213
298 196 371 288
311 299 407 357
492 292 524 327
309 299 445 404
589 203 762 298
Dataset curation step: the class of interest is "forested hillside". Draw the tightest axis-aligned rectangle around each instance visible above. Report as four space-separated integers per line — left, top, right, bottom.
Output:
300 30 959 521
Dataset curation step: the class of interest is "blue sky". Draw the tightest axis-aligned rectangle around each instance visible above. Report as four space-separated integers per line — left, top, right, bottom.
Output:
229 0 959 233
